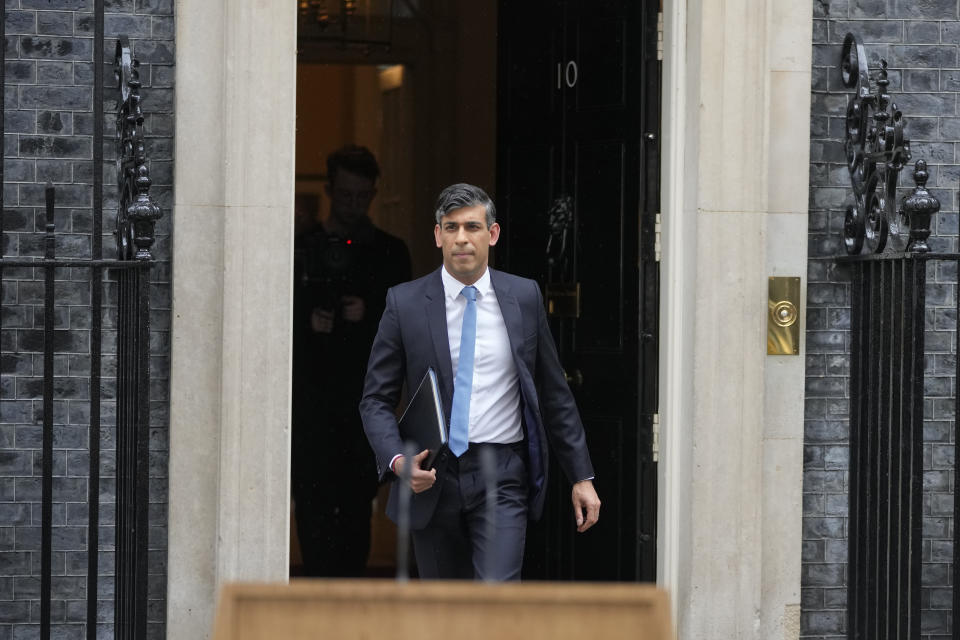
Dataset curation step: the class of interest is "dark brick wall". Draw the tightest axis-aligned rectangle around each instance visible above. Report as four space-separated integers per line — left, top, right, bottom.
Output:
806 2 960 639
0 0 173 638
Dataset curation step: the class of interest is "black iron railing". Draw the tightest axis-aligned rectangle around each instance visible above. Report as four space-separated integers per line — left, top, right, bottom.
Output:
0 2 161 638
840 248 960 640
843 252 925 639
838 33 950 640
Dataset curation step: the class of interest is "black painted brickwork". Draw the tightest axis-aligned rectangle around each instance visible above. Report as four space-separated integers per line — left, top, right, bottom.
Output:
0 0 173 638
806 1 960 639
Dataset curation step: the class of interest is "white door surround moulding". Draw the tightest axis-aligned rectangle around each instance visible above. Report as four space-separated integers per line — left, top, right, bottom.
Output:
656 0 693 627
168 1 298 638
657 0 810 638
163 0 811 636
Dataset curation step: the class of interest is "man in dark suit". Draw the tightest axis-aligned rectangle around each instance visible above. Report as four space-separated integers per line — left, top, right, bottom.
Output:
360 183 600 580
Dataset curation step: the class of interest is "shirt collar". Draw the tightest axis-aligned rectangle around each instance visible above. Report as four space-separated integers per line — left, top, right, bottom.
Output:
441 266 492 301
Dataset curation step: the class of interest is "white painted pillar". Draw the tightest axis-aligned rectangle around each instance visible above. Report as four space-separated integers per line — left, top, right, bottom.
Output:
167 1 297 638
659 0 810 638
760 2 812 638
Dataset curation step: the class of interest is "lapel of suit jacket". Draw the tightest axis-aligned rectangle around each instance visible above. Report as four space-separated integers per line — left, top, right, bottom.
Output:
490 268 524 364
425 268 455 406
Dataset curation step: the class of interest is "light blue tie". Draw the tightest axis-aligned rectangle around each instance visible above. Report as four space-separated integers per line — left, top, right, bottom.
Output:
448 285 477 457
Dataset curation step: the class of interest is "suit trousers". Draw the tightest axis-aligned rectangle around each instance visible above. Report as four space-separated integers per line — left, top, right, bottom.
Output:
412 442 529 581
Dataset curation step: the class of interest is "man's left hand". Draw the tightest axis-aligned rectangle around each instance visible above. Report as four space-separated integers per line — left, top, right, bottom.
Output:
571 480 600 533
341 295 366 322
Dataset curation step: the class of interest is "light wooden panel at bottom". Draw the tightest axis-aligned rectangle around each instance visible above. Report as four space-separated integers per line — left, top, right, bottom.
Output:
213 580 672 640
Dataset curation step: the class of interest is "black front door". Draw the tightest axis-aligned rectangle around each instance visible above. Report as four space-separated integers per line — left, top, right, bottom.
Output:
496 0 660 581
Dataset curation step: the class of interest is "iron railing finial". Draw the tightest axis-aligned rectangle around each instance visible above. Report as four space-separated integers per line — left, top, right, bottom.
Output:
901 159 940 253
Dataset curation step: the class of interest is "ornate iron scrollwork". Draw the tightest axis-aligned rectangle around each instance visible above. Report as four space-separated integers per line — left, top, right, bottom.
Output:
115 36 162 261
841 32 913 254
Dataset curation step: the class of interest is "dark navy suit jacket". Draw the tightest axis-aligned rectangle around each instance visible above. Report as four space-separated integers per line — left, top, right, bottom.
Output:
359 267 595 530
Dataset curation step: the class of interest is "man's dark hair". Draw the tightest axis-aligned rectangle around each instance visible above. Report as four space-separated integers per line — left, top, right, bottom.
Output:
433 183 496 227
326 144 380 184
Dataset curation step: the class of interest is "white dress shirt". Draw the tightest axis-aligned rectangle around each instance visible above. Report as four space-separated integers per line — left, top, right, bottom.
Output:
389 267 524 472
441 266 523 446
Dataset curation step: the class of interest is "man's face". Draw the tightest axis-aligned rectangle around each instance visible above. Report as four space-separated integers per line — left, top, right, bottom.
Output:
326 168 376 229
434 205 500 285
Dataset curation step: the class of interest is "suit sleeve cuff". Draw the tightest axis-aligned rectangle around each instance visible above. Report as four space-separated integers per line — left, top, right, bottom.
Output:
389 454 403 474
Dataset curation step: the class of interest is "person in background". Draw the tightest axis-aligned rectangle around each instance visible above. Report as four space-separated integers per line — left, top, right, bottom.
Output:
292 145 411 576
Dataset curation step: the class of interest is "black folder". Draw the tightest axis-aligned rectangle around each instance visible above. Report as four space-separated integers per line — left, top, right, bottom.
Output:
397 368 448 469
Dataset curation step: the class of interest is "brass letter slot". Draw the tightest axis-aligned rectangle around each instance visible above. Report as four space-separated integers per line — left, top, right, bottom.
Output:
546 283 581 318
767 276 801 355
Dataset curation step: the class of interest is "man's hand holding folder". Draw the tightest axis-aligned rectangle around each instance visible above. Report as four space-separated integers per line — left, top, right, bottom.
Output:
391 368 447 494
392 450 437 493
